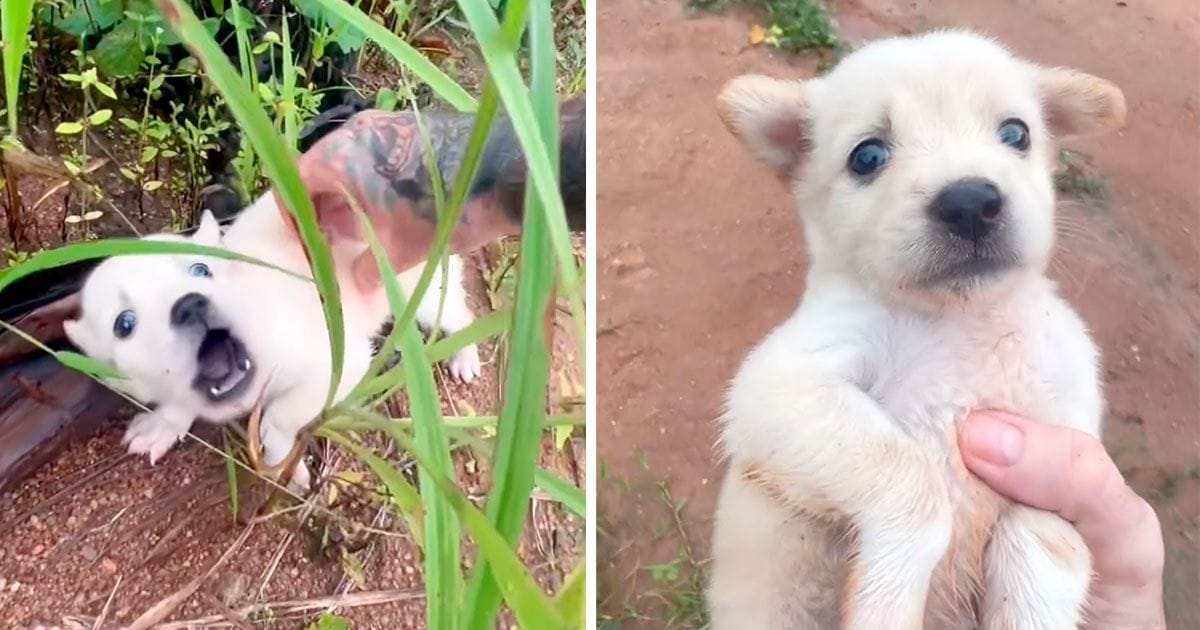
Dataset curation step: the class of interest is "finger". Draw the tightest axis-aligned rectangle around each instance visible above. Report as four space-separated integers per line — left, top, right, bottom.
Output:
960 411 1164 589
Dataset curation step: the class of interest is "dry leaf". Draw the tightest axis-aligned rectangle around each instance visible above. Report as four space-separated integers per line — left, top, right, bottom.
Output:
749 24 767 46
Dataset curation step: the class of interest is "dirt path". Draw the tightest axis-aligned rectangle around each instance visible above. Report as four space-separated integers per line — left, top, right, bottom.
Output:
597 0 1200 626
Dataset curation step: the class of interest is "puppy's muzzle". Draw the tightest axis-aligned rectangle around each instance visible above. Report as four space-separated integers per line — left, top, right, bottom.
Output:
927 177 1003 243
172 293 256 401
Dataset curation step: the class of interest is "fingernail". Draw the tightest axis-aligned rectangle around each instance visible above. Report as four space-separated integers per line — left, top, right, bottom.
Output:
963 413 1025 465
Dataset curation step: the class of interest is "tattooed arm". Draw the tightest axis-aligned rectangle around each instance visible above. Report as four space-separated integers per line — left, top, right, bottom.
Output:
278 95 586 291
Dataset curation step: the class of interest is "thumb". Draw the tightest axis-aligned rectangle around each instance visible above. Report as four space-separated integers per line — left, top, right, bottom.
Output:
959 411 1164 591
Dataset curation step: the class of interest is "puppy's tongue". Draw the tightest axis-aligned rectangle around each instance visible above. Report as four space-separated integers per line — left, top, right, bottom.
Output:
198 332 234 381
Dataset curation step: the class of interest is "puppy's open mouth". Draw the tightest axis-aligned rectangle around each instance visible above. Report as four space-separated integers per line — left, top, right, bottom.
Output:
193 329 254 401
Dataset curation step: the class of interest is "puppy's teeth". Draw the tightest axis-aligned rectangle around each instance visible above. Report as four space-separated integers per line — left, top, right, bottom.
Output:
210 385 221 397
240 359 251 371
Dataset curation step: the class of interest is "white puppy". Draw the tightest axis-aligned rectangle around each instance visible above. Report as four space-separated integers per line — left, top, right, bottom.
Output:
64 195 482 489
707 31 1125 629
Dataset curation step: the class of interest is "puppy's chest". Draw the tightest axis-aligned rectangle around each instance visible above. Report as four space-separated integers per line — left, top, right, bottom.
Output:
862 313 1053 444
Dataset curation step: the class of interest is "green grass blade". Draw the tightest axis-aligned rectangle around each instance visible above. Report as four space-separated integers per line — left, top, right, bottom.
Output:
154 0 346 409
317 411 567 629
356 307 513 401
306 0 476 112
534 469 584 518
0 320 122 379
345 189 460 629
463 0 560 625
328 432 427 551
456 0 585 353
1 0 35 132
553 562 586 629
223 435 240 519
0 238 311 296
322 411 582 434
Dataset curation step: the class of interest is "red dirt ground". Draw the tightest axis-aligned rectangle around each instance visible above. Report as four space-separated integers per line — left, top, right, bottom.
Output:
597 0 1200 626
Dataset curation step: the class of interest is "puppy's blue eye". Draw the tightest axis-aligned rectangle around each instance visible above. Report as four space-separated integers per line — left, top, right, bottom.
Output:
848 139 890 177
998 118 1030 151
113 310 137 339
189 262 212 278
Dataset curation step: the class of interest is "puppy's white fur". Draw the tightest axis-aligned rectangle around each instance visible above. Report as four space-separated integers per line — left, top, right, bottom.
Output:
708 31 1125 628
65 193 482 488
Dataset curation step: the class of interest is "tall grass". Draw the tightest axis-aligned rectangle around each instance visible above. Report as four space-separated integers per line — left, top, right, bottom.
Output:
0 0 586 626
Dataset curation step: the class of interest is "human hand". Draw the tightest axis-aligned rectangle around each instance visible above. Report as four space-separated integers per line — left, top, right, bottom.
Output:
960 411 1166 629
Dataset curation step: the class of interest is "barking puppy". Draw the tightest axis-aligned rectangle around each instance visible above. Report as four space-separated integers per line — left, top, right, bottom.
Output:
707 31 1125 629
64 203 480 490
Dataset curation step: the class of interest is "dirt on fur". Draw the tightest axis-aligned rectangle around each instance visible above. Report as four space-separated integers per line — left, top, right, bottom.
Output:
597 0 1199 627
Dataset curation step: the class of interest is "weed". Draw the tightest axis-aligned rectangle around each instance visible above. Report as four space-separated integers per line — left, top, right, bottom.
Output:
1055 149 1109 203
691 0 839 54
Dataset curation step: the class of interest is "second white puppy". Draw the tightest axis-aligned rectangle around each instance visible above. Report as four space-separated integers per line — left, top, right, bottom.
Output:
708 31 1125 628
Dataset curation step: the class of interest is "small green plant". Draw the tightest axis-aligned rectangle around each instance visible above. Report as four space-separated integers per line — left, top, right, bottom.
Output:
55 66 117 236
759 0 837 52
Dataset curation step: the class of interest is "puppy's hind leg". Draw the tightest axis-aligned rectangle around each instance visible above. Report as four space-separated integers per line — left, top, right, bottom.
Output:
980 505 1091 630
708 470 843 629
404 255 481 383
255 392 323 492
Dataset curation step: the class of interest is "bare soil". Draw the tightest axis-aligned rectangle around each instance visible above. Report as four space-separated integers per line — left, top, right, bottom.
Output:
597 0 1200 627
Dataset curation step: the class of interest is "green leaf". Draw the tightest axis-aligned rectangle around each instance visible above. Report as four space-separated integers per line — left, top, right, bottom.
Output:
55 122 84 135
223 5 256 30
293 0 369 52
89 109 113 125
304 0 476 111
156 0 345 408
94 19 145 78
535 469 584 517
0 238 311 298
118 117 141 131
93 81 118 100
55 0 123 37
553 562 586 629
2 0 35 131
305 614 351 630
148 74 165 91
374 88 398 112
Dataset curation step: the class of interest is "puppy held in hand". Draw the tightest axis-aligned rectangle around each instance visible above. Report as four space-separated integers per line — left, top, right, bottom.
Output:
708 31 1124 629
64 204 481 490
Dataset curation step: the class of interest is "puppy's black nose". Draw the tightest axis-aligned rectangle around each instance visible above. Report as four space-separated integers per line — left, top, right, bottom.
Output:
928 178 1003 242
171 293 209 328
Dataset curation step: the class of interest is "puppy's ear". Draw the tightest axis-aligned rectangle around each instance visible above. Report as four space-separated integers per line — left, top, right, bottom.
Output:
193 209 222 246
717 75 811 177
1037 68 1126 138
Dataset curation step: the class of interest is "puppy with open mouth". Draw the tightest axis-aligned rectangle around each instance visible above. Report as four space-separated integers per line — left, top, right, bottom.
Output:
64 97 586 491
707 32 1124 628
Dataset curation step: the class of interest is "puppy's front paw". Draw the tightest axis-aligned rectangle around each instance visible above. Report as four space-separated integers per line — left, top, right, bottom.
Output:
122 412 187 465
448 345 481 383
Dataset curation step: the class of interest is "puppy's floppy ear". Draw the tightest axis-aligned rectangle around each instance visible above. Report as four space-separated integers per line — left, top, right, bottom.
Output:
717 75 812 177
193 209 222 246
1037 67 1126 138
